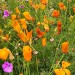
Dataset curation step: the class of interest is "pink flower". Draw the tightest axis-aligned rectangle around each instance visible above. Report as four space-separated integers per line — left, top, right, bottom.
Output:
3 10 10 18
2 62 13 73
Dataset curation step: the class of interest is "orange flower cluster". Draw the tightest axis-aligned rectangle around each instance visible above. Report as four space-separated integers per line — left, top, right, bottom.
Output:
11 8 33 43
37 16 49 32
29 0 48 10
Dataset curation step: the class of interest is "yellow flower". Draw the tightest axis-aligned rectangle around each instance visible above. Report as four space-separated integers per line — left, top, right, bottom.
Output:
40 4 46 10
62 61 71 69
19 73 23 75
54 68 65 75
54 61 71 75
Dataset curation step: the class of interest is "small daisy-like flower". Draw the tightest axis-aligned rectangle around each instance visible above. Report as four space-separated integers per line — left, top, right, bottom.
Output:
50 38 54 42
33 50 38 55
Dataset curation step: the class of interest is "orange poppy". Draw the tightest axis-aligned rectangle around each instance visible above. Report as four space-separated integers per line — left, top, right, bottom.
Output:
20 18 27 30
40 4 46 10
54 61 71 75
26 29 32 41
11 14 16 20
2 34 10 41
40 0 48 5
23 12 32 21
0 48 10 60
23 45 32 62
17 30 32 42
62 61 71 69
37 22 41 26
73 7 75 13
0 29 3 34
17 31 27 42
62 42 69 54
57 21 62 34
52 10 60 18
36 28 45 38
32 4 40 10
15 7 20 14
43 16 48 24
42 38 46 46
58 2 66 10
41 23 49 32
12 20 22 33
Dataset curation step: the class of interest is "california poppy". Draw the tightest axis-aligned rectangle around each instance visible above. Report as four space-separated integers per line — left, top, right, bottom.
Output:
40 0 48 5
17 31 27 42
11 14 16 20
0 29 3 34
54 61 71 75
52 10 60 18
23 12 32 21
73 7 75 13
26 29 32 41
57 21 62 34
17 30 32 43
41 23 49 32
58 2 66 10
62 42 69 54
40 4 46 10
32 4 40 10
20 18 27 30
0 48 10 60
36 28 45 38
42 38 46 46
12 20 22 33
15 7 20 14
43 16 48 24
2 34 10 41
23 45 32 62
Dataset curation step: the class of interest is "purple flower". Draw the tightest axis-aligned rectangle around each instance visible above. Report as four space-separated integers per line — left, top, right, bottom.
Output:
2 62 13 73
19 5 25 8
3 10 10 18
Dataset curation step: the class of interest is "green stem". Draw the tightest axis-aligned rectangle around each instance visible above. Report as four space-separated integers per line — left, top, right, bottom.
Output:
36 55 39 75
49 54 65 75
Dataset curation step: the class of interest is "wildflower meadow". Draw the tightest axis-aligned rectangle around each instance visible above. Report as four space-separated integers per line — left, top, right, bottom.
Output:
0 0 75 75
